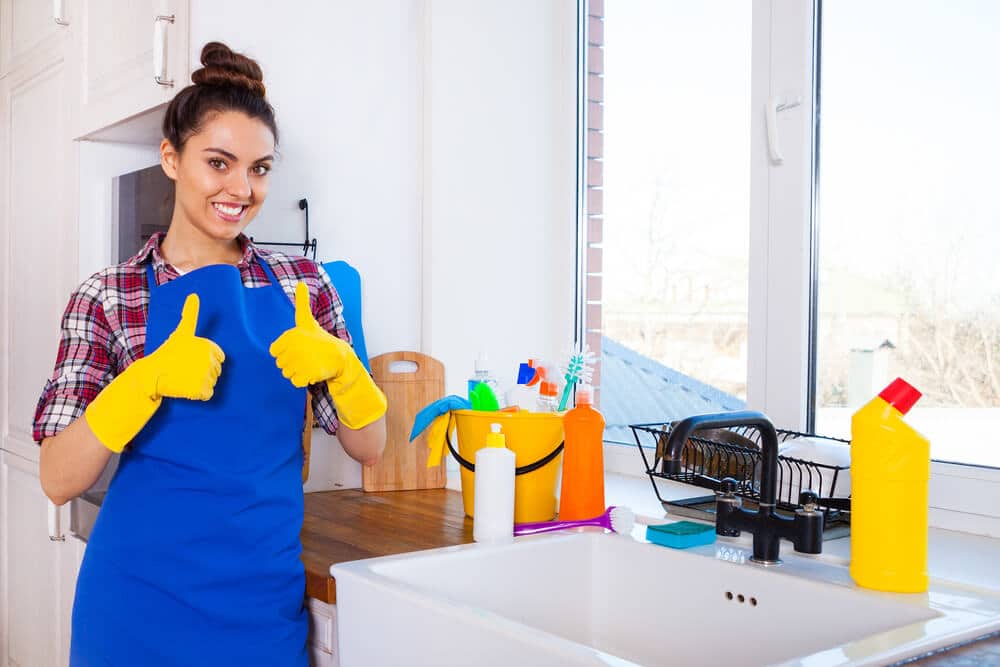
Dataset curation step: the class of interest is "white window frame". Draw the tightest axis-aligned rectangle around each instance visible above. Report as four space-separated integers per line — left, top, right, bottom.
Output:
598 0 1000 538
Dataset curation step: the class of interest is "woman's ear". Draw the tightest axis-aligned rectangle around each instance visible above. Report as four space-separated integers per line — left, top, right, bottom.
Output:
160 138 179 181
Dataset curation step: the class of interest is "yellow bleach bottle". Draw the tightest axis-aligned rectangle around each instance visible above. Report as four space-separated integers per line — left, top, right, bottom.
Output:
850 377 929 593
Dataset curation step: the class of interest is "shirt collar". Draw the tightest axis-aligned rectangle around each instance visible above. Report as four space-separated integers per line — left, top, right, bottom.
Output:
126 232 261 270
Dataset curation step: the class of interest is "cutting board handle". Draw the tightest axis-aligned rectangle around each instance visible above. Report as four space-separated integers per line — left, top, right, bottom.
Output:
370 351 444 383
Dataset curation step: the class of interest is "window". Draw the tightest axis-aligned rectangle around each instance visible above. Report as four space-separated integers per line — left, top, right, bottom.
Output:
597 0 752 443
814 0 1000 468
587 0 1000 532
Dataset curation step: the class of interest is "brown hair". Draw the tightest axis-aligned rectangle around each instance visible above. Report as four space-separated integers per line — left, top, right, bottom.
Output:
162 42 278 151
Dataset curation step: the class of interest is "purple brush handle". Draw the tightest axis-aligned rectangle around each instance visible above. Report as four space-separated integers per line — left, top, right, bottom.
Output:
513 511 612 536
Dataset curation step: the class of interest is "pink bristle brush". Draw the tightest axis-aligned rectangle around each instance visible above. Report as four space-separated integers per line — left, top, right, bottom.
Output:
513 506 635 537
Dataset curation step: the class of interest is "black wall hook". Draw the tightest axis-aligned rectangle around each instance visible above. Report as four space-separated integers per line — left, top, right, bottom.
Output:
250 197 318 260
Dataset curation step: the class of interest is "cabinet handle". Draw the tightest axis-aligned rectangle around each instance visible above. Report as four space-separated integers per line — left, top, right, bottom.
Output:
53 0 69 26
47 501 65 542
153 14 176 87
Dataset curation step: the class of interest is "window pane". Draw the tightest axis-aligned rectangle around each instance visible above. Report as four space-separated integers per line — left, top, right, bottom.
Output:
815 1 1000 467
601 0 751 443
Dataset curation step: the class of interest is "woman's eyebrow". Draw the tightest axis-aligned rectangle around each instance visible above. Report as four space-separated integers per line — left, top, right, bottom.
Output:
203 147 273 163
203 147 238 161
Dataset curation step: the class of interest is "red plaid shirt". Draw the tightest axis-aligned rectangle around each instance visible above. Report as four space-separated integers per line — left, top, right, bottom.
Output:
33 233 351 442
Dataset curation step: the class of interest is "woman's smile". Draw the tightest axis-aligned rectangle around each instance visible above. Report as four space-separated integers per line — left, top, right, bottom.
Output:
211 201 250 222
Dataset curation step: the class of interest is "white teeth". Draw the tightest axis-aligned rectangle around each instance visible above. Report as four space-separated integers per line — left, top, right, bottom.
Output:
213 203 244 216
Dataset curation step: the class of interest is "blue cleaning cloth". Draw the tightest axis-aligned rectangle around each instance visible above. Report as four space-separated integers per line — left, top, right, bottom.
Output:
409 395 471 442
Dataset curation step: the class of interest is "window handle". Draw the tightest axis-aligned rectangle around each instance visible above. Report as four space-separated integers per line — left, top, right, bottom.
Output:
53 0 69 26
766 96 802 165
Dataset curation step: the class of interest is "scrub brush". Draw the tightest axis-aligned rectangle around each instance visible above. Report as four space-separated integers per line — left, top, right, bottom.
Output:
513 506 635 537
557 344 598 411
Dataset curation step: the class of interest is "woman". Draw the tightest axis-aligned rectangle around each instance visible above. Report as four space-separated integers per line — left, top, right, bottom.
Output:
33 42 387 666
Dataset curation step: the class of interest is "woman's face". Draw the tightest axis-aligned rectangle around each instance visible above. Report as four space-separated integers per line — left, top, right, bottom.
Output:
161 110 275 242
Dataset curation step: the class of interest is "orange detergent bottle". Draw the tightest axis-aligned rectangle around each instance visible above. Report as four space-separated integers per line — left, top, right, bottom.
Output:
850 377 930 593
558 384 606 521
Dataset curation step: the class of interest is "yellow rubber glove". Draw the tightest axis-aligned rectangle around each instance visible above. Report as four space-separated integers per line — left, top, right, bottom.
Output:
269 282 387 430
85 294 225 453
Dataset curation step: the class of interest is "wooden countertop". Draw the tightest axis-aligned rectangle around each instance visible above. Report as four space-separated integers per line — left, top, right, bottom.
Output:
300 488 473 603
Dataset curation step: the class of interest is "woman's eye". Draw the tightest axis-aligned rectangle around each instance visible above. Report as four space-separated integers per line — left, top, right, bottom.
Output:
252 164 271 176
208 158 226 170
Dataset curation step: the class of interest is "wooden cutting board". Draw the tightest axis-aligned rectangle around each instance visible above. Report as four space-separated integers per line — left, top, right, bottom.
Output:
363 352 447 491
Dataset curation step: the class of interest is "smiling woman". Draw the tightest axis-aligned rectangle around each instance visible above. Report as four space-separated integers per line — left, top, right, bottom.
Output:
32 41 387 666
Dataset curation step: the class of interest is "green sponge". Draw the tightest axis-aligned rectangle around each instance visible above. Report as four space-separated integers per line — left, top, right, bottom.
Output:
646 521 716 549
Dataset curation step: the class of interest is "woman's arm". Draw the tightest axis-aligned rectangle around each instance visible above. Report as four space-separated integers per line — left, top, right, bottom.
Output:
40 416 113 506
336 415 387 467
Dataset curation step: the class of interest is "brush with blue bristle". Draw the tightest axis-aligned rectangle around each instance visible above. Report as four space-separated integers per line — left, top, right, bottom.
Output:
558 344 598 411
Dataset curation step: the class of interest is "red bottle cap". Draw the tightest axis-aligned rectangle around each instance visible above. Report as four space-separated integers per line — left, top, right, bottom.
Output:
878 377 921 415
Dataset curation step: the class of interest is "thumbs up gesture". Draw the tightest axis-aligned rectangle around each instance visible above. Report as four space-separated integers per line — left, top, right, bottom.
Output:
270 282 386 429
270 282 355 388
150 293 226 401
85 293 226 453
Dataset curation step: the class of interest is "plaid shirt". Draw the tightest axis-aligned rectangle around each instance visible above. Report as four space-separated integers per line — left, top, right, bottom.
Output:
33 233 351 442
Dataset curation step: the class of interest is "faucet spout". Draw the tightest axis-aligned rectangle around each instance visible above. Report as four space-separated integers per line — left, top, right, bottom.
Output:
663 411 823 563
663 412 780 503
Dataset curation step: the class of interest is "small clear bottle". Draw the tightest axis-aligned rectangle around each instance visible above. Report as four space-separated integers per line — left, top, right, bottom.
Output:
468 352 501 404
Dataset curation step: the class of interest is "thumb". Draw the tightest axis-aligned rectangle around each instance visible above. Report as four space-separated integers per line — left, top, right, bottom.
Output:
294 281 314 328
175 293 200 338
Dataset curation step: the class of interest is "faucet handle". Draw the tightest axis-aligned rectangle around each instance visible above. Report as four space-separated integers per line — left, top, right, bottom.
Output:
797 490 819 512
715 477 742 537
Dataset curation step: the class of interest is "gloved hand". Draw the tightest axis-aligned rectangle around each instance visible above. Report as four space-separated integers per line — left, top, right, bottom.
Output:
85 293 225 453
269 282 387 430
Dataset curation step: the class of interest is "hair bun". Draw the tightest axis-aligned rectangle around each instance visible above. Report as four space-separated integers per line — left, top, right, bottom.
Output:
191 41 266 97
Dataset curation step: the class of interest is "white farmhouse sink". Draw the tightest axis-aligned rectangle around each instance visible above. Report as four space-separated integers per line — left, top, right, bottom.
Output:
332 531 1000 666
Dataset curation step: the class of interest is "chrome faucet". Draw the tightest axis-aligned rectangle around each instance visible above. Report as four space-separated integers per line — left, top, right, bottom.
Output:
662 411 824 564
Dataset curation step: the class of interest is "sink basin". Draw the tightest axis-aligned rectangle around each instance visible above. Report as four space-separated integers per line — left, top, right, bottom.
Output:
332 531 1000 666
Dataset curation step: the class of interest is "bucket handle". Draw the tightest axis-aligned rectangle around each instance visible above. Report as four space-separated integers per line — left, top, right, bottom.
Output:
445 430 564 475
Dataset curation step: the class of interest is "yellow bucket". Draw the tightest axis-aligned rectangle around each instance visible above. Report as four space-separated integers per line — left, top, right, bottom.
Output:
448 409 564 523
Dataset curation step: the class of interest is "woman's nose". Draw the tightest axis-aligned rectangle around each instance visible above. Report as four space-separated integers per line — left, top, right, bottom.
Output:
226 170 252 199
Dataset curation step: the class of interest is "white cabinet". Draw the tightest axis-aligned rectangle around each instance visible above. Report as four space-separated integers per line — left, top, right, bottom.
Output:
0 20 81 667
308 598 340 667
1 451 85 667
0 0 70 76
72 0 189 138
0 35 77 450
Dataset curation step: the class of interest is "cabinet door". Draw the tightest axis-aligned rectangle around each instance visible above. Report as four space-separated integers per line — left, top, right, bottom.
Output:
0 0 69 75
74 0 189 138
0 452 69 667
0 56 75 449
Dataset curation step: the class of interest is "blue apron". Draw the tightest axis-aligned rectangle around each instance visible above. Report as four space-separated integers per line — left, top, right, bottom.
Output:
70 260 309 666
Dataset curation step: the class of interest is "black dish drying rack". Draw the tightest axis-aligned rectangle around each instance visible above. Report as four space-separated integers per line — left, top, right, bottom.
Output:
631 422 851 528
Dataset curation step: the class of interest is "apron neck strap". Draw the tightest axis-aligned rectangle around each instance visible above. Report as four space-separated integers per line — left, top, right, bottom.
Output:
144 256 283 295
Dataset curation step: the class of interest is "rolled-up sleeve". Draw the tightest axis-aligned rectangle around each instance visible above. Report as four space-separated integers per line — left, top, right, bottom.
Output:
308 263 353 435
33 275 116 442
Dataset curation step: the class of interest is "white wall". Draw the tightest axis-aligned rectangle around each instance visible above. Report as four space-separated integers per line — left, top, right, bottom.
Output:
423 0 578 397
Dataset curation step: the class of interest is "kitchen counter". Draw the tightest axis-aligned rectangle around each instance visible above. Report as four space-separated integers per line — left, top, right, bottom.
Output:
300 488 472 603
